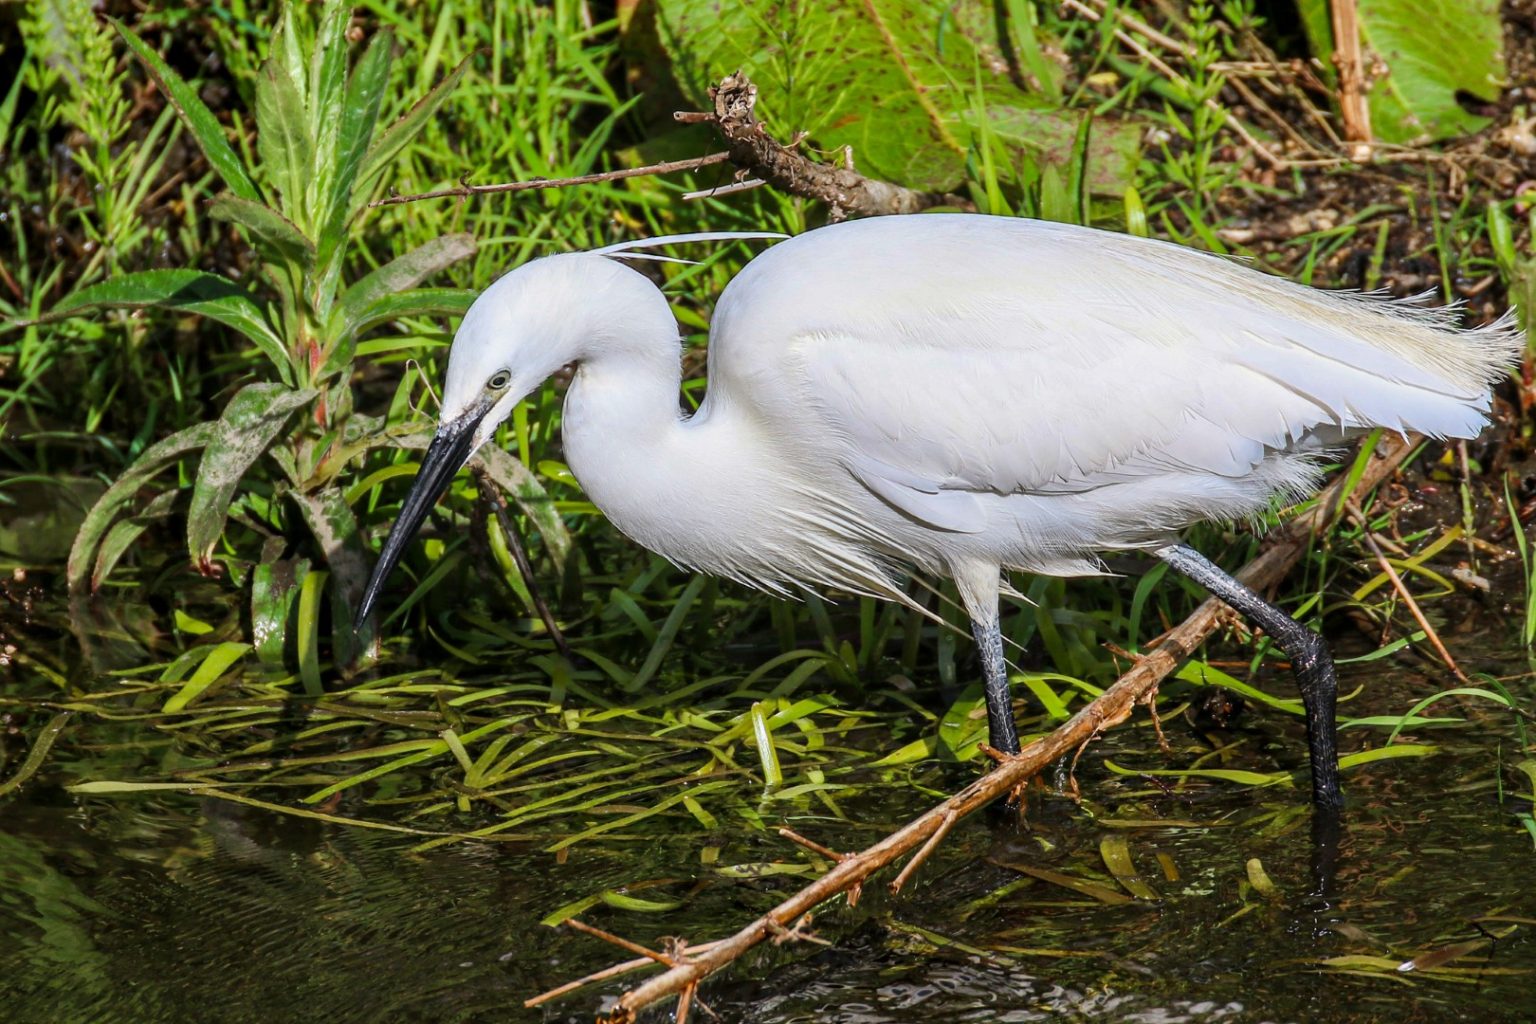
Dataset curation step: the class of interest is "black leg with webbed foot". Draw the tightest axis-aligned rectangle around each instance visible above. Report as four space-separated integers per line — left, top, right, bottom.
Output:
1155 543 1344 812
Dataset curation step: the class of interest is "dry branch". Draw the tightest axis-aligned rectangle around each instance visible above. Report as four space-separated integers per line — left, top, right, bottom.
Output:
688 73 974 219
576 433 1417 1023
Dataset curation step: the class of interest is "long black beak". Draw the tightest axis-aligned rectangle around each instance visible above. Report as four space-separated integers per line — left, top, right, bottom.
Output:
355 411 486 630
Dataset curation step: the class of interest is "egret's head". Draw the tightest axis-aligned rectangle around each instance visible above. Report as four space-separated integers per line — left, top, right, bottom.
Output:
439 255 601 451
352 230 786 630
355 254 600 628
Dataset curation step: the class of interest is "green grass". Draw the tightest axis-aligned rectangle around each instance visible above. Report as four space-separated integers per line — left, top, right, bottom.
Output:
1 0 1531 854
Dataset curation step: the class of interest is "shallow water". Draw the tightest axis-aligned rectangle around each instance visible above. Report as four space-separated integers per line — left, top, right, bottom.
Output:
3 645 1534 1023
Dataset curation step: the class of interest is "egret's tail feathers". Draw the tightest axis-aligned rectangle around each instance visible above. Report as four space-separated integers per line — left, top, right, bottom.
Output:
1212 266 1522 437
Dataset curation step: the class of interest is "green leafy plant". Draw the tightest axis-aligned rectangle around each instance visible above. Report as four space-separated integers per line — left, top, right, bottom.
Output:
648 0 1139 197
54 2 563 667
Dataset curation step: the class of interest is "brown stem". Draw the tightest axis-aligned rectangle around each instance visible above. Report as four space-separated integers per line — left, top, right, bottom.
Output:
583 434 1417 1023
472 467 573 661
1329 0 1372 154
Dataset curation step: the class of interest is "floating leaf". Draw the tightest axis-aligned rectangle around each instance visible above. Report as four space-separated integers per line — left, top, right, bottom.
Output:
1099 835 1158 900
1103 760 1294 788
992 862 1134 905
162 642 252 713
1245 857 1279 898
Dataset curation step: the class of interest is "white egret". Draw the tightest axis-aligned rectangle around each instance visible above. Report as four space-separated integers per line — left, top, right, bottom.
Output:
356 214 1518 811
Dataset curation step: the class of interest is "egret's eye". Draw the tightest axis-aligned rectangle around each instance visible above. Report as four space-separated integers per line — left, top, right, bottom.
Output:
487 370 511 391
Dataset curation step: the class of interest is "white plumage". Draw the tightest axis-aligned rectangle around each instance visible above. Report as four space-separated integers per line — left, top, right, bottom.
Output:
482 216 1511 605
359 212 1518 808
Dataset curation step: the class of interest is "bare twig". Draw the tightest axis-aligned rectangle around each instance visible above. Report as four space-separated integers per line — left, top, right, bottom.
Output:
368 152 732 208
564 918 678 966
564 436 1421 1023
473 466 573 661
688 74 973 219
524 940 721 1009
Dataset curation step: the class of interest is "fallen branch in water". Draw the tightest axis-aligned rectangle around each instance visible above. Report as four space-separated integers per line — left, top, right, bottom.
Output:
535 433 1416 1024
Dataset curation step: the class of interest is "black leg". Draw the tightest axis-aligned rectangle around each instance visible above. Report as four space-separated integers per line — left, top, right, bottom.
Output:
1155 543 1344 812
972 615 1020 755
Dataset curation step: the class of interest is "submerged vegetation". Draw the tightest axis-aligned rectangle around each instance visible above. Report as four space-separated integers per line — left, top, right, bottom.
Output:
3 0 1536 1019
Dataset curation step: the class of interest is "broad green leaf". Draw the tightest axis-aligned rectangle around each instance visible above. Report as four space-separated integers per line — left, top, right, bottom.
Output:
186 383 317 566
113 20 260 201
48 270 289 381
327 234 475 345
67 421 217 594
355 53 473 203
1297 0 1505 144
936 687 986 760
653 0 1137 192
314 29 394 281
208 193 315 267
272 6 309 107
256 55 313 224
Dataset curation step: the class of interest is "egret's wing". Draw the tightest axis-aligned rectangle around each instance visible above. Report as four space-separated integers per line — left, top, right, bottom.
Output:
708 217 1513 534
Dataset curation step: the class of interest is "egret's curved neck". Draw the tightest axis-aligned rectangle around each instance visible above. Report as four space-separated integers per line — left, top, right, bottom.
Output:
562 263 687 440
556 263 704 554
